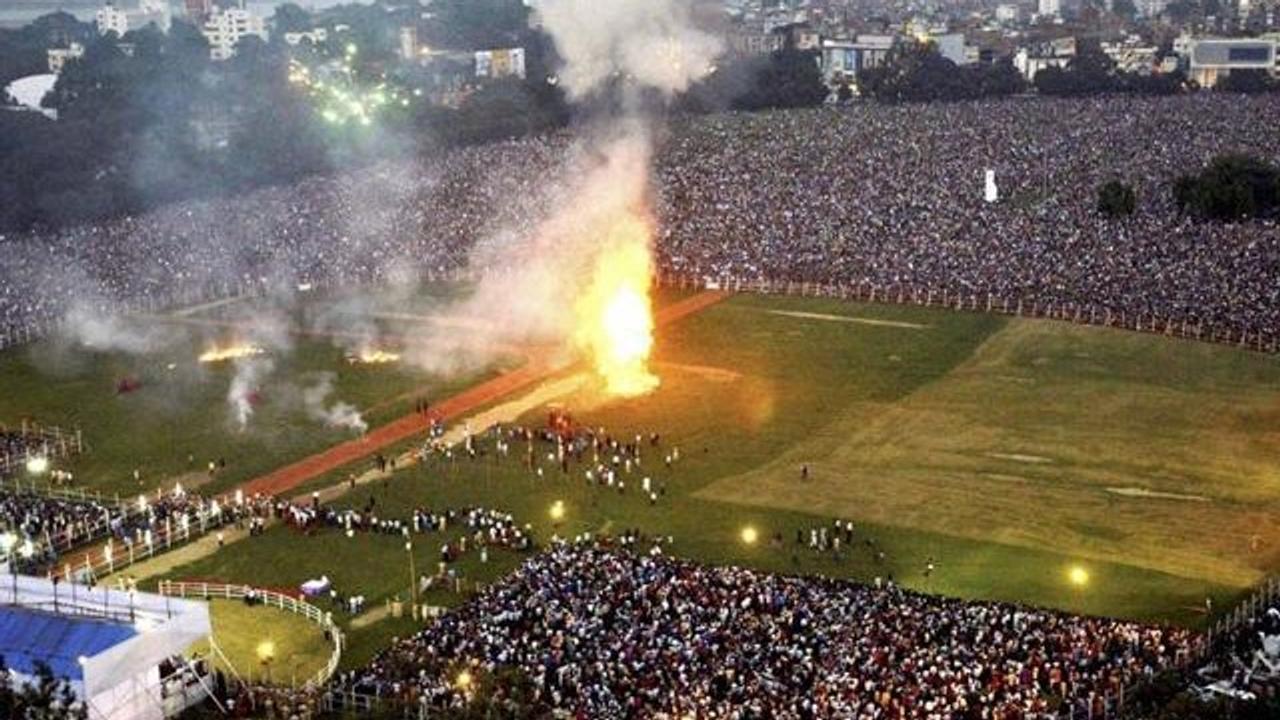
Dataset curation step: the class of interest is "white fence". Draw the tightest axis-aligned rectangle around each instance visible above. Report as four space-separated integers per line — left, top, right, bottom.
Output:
157 580 344 690
655 274 1280 355
61 500 235 583
0 420 86 477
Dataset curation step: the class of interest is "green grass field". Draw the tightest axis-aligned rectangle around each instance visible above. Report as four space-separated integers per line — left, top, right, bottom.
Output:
0 284 513 497
5 286 1279 668
187 599 333 686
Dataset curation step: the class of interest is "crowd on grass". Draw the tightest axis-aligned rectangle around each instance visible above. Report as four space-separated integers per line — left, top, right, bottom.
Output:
1 95 1278 347
335 541 1201 719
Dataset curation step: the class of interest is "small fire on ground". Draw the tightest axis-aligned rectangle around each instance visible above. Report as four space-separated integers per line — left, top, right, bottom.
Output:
346 349 402 365
198 345 266 364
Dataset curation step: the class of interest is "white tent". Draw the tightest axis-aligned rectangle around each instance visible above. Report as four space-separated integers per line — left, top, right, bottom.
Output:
3 74 58 118
0 574 212 720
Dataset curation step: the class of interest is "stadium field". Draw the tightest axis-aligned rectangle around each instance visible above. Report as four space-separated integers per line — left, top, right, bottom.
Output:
0 284 520 497
187 599 333 686
6 285 1278 641
145 291 1280 672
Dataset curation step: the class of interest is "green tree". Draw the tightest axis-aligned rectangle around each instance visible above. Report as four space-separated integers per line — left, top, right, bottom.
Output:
1174 154 1280 221
1216 69 1277 94
270 3 313 34
1097 179 1137 217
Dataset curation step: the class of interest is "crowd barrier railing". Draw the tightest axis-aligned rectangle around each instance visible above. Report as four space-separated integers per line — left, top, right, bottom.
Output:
157 580 344 689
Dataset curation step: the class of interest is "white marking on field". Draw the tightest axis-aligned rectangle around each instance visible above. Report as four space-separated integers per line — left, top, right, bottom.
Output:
171 295 248 317
1105 487 1210 503
658 362 742 383
765 309 930 330
987 452 1054 464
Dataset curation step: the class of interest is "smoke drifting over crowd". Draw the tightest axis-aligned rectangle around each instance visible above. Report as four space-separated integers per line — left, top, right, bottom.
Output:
22 0 725 432
531 0 723 101
430 0 723 394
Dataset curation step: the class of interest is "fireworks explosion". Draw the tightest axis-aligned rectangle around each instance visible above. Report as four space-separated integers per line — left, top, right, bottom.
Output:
199 344 266 364
288 50 417 127
574 216 658 397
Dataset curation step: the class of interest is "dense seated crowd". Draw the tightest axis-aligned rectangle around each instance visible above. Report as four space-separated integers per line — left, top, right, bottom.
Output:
336 542 1200 719
1 95 1278 346
1188 602 1280 706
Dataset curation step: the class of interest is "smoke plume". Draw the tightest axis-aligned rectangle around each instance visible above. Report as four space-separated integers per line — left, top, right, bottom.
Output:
302 373 368 434
530 0 723 99
401 0 723 378
228 357 272 431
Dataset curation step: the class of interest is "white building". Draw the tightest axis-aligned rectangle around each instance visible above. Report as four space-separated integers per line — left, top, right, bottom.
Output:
284 28 329 46
475 48 526 79
995 4 1021 23
399 26 419 61
821 35 896 90
1186 37 1278 86
1038 0 1062 19
1014 37 1077 80
47 42 85 74
95 2 129 37
203 4 268 61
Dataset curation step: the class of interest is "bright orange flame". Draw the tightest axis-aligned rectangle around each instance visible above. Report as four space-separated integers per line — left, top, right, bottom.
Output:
199 345 266 363
574 217 659 397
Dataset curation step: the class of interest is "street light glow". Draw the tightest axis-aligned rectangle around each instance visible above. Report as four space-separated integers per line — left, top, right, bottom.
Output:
1068 565 1090 588
455 669 473 690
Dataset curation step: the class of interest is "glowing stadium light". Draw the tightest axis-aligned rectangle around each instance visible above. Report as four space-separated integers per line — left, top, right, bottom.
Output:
25 456 49 475
740 526 759 546
549 500 566 522
257 640 276 662
1068 565 1090 588
454 669 473 691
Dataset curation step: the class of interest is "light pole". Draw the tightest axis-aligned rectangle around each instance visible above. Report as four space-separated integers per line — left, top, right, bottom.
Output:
405 540 418 618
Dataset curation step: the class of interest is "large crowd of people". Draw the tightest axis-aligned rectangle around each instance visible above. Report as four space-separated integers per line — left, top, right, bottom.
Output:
336 541 1200 719
1187 600 1280 707
0 94 1277 348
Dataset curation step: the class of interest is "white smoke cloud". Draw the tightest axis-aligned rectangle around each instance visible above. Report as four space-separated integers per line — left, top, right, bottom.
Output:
228 357 272 431
60 304 185 354
301 372 367 434
397 0 724 379
530 0 723 99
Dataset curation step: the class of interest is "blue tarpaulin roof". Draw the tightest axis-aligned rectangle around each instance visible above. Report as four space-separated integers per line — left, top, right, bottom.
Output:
0 607 137 679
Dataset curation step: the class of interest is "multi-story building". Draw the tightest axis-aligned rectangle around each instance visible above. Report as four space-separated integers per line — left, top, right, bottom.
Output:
1014 37 1076 80
1186 37 1277 86
203 4 268 61
399 26 419 61
821 35 896 90
1038 0 1062 19
95 2 129 37
47 42 85 74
